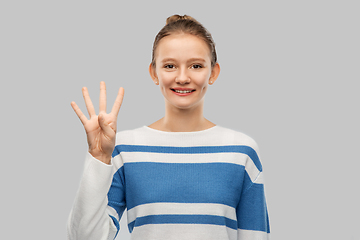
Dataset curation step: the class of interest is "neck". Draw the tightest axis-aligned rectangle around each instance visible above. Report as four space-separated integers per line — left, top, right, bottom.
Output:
150 100 215 132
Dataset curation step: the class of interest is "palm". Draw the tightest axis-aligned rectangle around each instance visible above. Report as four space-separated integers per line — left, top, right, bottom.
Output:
84 112 115 156
71 81 124 164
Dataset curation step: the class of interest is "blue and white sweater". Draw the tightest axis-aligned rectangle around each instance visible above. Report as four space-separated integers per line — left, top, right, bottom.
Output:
67 125 270 240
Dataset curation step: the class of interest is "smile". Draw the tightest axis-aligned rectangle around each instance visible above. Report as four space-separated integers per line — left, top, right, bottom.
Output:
171 88 195 93
174 90 193 93
170 88 196 96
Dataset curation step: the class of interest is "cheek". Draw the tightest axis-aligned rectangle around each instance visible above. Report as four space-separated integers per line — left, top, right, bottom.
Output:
201 84 208 92
158 78 171 91
193 72 211 86
157 73 174 94
157 70 173 83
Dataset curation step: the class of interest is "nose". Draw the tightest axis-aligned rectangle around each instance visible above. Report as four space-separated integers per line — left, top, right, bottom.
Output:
175 68 190 84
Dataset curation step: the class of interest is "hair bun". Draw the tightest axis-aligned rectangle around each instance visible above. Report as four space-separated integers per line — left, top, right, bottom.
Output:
166 14 197 25
152 14 217 68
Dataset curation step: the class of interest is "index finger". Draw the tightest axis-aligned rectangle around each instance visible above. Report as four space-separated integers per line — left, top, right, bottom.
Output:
111 87 124 117
71 101 88 126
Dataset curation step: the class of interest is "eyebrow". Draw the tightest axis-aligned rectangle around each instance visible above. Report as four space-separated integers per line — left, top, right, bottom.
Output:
160 58 206 63
187 58 206 63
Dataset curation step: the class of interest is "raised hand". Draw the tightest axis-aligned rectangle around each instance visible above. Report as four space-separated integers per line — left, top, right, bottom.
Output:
71 81 124 164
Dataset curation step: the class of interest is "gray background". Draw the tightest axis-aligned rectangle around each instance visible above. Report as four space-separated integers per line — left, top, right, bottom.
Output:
1 1 359 239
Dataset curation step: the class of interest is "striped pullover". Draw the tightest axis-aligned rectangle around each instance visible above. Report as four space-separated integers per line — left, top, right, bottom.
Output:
67 125 270 240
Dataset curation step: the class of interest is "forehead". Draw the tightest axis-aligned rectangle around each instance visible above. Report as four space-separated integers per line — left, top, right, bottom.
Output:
155 33 211 62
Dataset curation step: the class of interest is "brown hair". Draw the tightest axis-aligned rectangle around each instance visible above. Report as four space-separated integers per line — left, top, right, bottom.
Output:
151 14 217 68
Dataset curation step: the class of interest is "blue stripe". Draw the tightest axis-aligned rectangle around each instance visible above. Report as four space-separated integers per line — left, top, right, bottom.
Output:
109 215 120 238
112 144 262 172
107 166 126 222
123 162 245 210
237 182 270 233
128 214 237 233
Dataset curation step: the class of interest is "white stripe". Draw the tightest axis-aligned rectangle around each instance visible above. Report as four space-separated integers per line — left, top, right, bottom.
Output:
127 202 237 223
238 229 270 239
254 172 264 184
120 151 247 164
111 154 123 170
130 223 238 240
118 151 262 184
116 126 258 150
106 206 119 221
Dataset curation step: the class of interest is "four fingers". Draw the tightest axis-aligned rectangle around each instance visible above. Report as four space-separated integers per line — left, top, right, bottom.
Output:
73 82 124 122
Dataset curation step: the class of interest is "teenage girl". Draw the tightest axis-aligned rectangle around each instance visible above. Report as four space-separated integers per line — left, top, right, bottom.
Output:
68 14 270 240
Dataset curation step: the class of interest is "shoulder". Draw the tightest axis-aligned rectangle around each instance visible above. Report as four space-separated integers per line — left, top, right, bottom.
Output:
215 126 263 172
115 126 146 145
214 126 260 152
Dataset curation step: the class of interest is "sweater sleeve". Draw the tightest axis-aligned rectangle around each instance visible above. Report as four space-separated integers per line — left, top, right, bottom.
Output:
236 148 270 239
67 152 120 240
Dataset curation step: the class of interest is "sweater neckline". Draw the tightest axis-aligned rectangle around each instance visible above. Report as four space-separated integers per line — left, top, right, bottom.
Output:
143 125 218 134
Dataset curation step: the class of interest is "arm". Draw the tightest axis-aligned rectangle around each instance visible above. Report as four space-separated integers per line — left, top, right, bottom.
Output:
67 82 125 239
236 143 270 239
236 172 270 239
67 153 119 240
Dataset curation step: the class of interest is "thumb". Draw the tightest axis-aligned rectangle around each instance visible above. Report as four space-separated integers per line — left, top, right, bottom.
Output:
98 114 114 136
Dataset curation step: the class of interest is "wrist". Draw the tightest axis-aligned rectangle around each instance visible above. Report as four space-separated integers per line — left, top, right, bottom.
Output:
88 151 112 165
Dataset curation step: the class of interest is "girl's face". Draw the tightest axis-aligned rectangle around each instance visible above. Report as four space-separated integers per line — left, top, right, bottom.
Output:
149 33 220 110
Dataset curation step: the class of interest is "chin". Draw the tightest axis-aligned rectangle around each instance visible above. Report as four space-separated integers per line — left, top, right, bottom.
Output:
174 105 194 110
170 100 204 111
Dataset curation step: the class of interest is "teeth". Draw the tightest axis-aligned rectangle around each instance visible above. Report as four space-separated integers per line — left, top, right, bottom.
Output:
175 90 192 93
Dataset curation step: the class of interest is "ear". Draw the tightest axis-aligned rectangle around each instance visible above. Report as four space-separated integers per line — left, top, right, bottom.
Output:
149 63 159 85
209 63 220 85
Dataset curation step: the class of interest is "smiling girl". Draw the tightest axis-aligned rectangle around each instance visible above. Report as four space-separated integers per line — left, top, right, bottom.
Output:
67 15 270 240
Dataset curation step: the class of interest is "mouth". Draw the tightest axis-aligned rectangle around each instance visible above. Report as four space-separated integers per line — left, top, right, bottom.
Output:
171 88 196 94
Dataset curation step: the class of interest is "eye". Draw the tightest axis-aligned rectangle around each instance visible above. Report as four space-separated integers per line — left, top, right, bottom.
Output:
164 64 175 69
191 64 203 69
